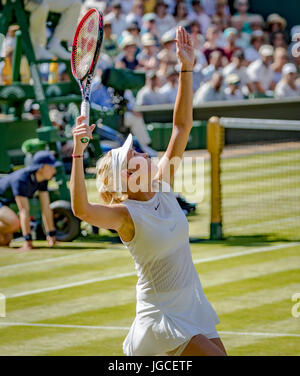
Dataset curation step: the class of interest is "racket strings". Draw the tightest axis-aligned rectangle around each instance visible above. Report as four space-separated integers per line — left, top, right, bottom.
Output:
73 12 99 80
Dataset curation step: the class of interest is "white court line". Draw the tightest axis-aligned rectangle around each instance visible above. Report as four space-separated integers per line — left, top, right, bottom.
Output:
6 242 299 299
0 322 300 339
0 248 122 272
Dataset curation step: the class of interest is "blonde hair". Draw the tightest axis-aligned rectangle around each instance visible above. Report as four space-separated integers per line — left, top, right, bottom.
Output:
95 151 128 205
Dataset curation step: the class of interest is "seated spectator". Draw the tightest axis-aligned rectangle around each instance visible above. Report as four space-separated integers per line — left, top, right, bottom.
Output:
125 22 142 49
156 47 178 86
275 63 300 99
102 19 119 59
106 0 128 37
244 30 266 63
24 0 81 60
223 27 241 62
201 0 217 17
154 0 176 37
202 25 225 62
126 0 144 28
214 0 230 32
224 73 244 100
247 44 275 94
160 30 177 58
271 47 288 84
137 34 159 71
115 35 139 71
194 72 225 104
158 66 179 104
223 50 250 95
136 70 164 106
188 0 211 36
141 13 160 44
270 31 288 49
266 14 287 35
173 1 188 25
248 14 264 32
231 15 251 50
121 0 135 15
189 20 205 51
233 0 252 34
202 50 224 82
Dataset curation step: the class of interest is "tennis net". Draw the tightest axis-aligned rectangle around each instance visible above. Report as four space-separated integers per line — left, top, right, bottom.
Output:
214 117 300 241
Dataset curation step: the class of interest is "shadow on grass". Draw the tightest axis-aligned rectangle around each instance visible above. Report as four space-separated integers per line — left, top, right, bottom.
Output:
189 234 300 246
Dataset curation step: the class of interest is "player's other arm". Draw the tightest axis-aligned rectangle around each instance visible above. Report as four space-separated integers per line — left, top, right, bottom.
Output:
39 191 56 247
15 195 33 249
156 27 194 185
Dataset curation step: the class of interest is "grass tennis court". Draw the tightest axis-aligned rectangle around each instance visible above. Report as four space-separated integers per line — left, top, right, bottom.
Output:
0 145 299 356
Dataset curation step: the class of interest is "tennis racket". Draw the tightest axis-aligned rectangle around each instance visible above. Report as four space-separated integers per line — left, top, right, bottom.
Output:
71 8 104 143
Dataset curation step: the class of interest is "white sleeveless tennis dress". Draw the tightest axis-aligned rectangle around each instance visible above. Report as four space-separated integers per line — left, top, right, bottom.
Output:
121 181 220 356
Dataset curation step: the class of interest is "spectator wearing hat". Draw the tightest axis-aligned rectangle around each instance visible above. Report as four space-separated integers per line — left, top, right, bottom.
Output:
173 1 188 25
188 0 211 36
267 14 287 34
159 66 179 104
223 27 241 62
194 71 225 104
115 35 139 71
106 0 128 37
275 63 300 99
136 70 164 106
247 44 275 94
223 50 250 95
224 73 244 100
0 151 59 250
123 22 142 50
102 19 120 59
155 0 176 37
137 33 159 71
141 13 160 43
271 47 288 84
244 30 266 62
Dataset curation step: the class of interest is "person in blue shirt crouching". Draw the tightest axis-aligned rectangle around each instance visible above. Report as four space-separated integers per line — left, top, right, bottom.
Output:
0 151 60 251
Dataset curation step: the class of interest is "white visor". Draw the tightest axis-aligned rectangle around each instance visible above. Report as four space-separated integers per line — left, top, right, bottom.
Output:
111 134 133 194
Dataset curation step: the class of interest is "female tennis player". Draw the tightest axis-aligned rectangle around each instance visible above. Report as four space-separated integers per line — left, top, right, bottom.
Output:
70 26 227 356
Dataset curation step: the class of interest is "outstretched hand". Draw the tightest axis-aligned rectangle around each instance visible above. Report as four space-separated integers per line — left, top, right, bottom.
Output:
175 26 195 70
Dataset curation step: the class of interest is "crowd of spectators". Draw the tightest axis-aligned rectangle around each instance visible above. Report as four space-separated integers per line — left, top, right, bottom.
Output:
1 0 300 108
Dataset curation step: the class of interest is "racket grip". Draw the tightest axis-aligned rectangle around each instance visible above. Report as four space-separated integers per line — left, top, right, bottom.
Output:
80 101 90 144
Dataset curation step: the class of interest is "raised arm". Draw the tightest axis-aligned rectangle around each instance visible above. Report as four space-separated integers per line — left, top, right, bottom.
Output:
70 117 130 232
157 27 195 185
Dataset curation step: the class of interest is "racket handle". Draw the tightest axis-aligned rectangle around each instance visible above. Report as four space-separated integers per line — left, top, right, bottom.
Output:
80 100 90 144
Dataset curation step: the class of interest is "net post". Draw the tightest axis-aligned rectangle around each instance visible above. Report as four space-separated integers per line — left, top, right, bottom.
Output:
207 116 224 240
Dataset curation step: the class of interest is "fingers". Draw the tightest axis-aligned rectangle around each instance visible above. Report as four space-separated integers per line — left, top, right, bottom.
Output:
73 123 96 139
76 115 87 126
